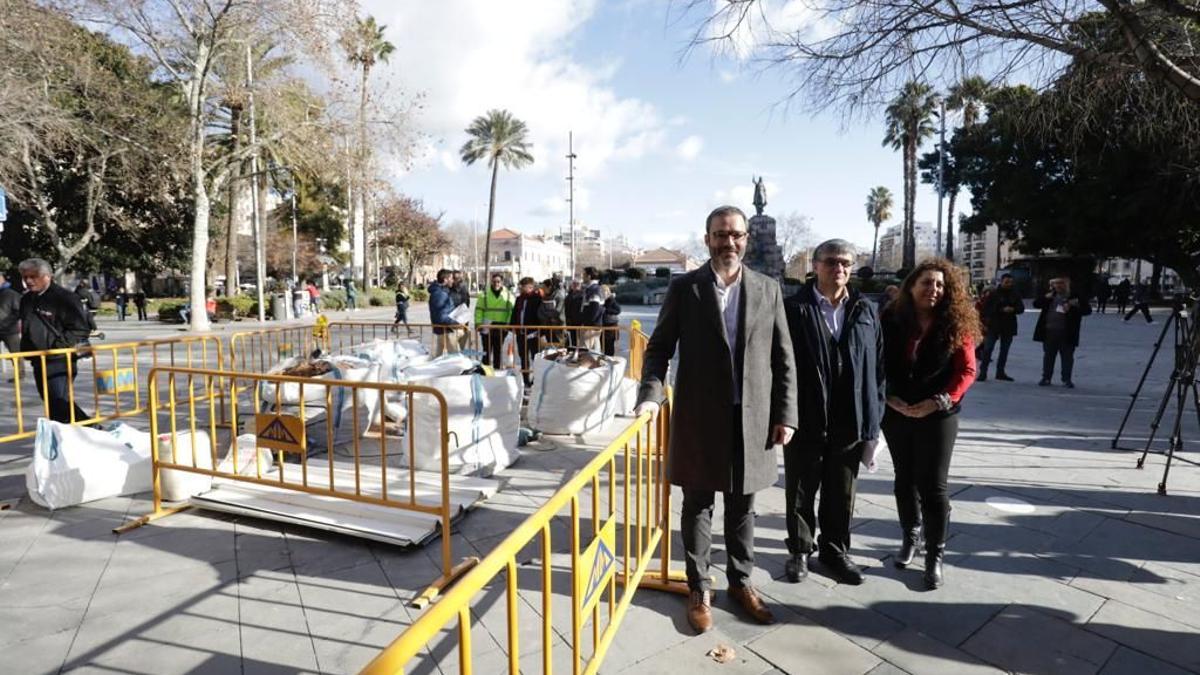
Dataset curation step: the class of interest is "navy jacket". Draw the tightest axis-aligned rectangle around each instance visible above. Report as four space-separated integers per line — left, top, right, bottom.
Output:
784 281 884 445
428 283 455 333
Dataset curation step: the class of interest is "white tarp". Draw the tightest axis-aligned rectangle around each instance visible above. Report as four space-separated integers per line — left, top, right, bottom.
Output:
26 420 152 510
527 353 629 435
349 338 429 383
409 372 521 476
259 355 374 406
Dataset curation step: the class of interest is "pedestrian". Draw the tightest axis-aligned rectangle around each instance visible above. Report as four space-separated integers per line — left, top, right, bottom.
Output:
1123 280 1153 324
579 267 605 352
451 270 472 351
1034 277 1092 387
74 281 99 332
115 287 128 321
509 277 544 386
1115 278 1131 315
634 205 798 633
17 258 93 424
475 273 515 366
1096 281 1111 314
541 276 567 346
977 273 1025 382
781 239 884 586
345 278 358 311
600 284 621 357
306 280 321 314
133 289 148 321
880 258 980 590
0 272 23 380
393 282 411 334
429 269 458 357
564 280 584 348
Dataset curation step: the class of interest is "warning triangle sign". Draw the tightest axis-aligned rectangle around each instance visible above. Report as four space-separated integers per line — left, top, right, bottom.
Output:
255 413 305 453
582 538 615 610
260 418 298 444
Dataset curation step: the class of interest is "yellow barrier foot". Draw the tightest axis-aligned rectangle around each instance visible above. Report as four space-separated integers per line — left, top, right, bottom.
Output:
408 556 481 610
621 569 701 596
112 504 194 534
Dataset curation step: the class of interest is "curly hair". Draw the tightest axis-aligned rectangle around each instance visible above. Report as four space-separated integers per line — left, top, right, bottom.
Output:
887 258 983 352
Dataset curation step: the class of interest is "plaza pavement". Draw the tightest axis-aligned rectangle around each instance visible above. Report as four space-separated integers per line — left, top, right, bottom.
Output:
1 303 1199 674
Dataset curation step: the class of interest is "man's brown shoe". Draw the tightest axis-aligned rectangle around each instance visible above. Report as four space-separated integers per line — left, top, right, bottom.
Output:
687 590 714 633
728 585 775 625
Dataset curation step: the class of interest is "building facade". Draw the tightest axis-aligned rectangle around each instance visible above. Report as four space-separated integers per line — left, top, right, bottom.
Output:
875 221 939 272
488 228 570 283
956 225 1016 285
632 247 698 275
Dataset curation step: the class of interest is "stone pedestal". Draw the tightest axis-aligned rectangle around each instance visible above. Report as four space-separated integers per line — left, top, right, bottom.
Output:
744 214 785 282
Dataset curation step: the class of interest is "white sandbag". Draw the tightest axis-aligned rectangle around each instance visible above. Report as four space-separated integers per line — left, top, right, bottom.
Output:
400 353 475 381
158 430 214 501
410 372 521 476
26 419 152 510
217 434 275 477
350 338 429 383
259 355 373 406
528 354 627 435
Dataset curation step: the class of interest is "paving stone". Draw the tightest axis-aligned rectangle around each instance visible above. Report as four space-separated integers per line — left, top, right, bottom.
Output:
1086 600 1200 672
872 628 1006 675
865 662 911 675
960 604 1116 674
755 573 905 651
6 626 76 675
1098 646 1194 675
745 613 880 674
0 589 91 648
622 627 775 674
1070 569 1200 630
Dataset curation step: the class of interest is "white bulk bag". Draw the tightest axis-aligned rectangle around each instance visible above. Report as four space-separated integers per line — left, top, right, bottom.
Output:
26 419 152 510
409 372 520 476
528 354 627 435
263 362 380 454
350 338 428 382
259 356 373 406
218 434 275 477
401 353 475 381
158 430 214 501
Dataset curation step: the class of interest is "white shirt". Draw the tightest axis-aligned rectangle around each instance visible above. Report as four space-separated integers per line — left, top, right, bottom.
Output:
713 263 743 403
816 289 848 340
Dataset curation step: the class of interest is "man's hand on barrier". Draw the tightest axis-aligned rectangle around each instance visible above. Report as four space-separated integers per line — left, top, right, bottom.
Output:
771 424 794 447
634 401 659 419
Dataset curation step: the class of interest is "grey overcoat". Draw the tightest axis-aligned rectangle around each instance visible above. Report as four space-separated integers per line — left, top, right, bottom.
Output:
637 262 798 494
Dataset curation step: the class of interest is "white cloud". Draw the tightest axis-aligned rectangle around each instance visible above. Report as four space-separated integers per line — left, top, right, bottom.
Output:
719 69 737 83
528 186 590 217
676 135 704 161
438 150 461 173
705 0 832 61
363 0 666 181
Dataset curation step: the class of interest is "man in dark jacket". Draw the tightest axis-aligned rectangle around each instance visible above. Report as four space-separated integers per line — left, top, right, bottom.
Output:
563 280 584 347
1033 277 1092 388
1115 278 1131 315
782 240 883 586
635 205 797 633
428 269 458 356
978 273 1025 382
450 270 472 350
509 277 544 386
0 272 22 381
18 258 92 423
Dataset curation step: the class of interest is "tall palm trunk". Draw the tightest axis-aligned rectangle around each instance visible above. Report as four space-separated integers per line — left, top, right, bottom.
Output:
903 138 916 270
481 158 500 281
224 107 242 296
945 188 957 259
871 221 880 268
358 62 370 291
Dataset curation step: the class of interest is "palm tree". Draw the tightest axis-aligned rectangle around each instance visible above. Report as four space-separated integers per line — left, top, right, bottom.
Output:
460 110 534 284
883 81 938 270
341 15 395 291
865 186 894 269
944 76 992 259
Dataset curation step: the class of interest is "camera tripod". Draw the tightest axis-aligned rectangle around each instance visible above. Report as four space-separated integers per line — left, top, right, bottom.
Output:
1111 298 1200 494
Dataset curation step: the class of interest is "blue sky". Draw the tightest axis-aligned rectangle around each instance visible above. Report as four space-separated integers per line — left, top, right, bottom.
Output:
365 0 951 254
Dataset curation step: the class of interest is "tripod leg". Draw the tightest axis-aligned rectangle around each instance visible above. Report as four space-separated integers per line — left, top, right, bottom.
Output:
1114 311 1176 449
1159 375 1190 495
1138 374 1179 469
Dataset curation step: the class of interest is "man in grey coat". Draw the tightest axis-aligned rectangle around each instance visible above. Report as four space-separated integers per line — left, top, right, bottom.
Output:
635 205 798 634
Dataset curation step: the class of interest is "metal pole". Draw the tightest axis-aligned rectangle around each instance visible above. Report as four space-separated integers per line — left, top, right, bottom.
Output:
936 99 946 257
291 190 298 285
246 44 266 322
566 132 576 279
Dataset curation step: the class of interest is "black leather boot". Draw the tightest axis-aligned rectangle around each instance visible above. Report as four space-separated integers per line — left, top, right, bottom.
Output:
924 548 945 590
895 532 920 569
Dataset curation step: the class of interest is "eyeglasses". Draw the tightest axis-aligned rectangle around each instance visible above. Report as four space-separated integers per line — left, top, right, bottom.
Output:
710 230 749 241
820 258 854 269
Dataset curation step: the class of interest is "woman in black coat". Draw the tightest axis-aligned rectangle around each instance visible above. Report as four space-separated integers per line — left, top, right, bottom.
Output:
881 258 981 590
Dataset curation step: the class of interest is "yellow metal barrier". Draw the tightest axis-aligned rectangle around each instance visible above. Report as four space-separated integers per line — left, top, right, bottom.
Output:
0 335 224 446
360 391 686 675
117 364 481 608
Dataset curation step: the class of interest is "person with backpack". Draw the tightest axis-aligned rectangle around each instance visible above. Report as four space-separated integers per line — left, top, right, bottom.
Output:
18 259 93 423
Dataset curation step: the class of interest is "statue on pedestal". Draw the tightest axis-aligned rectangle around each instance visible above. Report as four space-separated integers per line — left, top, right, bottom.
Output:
744 177 785 282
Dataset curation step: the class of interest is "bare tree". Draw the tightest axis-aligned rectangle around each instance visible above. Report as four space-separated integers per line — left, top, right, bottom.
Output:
679 0 1200 113
776 210 817 261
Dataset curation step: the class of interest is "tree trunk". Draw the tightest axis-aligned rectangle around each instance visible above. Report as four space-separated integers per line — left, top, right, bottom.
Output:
255 151 269 280
871 221 879 269
1150 259 1163 299
225 106 242 297
945 188 958 260
481 158 500 282
358 63 370 292
187 44 212 332
902 140 916 270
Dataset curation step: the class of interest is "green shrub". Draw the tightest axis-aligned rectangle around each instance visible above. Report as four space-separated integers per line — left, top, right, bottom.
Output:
321 289 347 311
156 301 186 322
367 288 393 307
410 287 429 302
216 294 256 319
625 267 646 281
655 267 671 278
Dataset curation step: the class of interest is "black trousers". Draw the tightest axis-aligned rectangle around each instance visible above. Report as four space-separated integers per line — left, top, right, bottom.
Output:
30 358 90 424
1116 298 1128 315
1097 297 1108 314
135 304 147 320
602 327 617 357
980 332 1013 376
517 335 539 386
1124 303 1152 323
882 409 958 554
1041 336 1075 383
784 440 861 558
480 327 505 367
681 489 755 593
